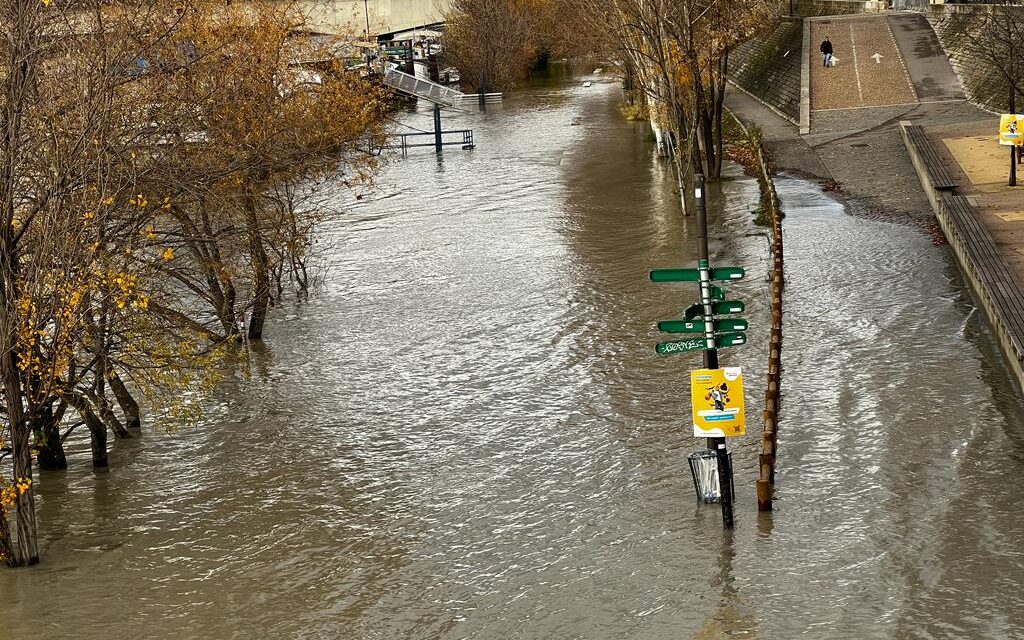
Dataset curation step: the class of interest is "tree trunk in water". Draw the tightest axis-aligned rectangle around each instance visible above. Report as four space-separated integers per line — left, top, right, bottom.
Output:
691 73 714 178
92 393 130 439
87 411 108 469
108 368 140 429
3 354 38 565
33 403 67 471
712 57 727 179
245 196 271 341
1 0 44 567
0 502 14 566
65 394 109 468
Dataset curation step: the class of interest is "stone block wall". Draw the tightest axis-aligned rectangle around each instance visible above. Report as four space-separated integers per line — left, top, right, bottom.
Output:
793 0 886 16
930 6 1023 113
729 18 803 123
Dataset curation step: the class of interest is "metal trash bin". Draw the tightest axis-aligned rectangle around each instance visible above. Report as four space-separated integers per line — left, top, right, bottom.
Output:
687 449 734 503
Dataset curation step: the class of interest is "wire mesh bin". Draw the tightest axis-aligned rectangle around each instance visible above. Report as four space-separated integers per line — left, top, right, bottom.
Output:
687 450 734 503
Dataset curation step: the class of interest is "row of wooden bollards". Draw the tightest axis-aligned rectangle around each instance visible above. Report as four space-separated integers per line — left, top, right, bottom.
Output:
754 141 783 512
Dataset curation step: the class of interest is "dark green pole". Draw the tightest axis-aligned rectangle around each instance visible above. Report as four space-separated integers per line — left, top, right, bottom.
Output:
694 174 734 530
433 103 442 154
1011 90 1017 187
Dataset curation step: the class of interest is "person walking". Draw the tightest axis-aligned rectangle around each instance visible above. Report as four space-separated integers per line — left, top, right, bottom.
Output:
820 36 834 68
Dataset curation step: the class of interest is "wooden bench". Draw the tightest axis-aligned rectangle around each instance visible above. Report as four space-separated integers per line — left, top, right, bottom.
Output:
941 196 1024 361
904 124 958 191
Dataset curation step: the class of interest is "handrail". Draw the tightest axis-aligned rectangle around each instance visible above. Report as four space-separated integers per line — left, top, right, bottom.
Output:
383 68 463 107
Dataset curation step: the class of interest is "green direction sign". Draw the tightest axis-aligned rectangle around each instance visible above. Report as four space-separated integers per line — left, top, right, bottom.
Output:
651 269 699 282
655 338 707 355
715 318 748 332
713 300 744 315
659 320 705 333
710 267 745 281
655 331 746 354
659 318 747 333
650 267 745 282
716 332 747 347
684 300 742 319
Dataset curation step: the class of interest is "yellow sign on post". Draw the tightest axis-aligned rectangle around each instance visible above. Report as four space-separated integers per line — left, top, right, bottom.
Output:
998 114 1024 146
691 367 745 438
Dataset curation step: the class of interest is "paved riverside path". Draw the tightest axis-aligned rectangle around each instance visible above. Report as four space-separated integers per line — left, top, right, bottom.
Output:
810 15 917 111
929 119 1024 285
729 10 1024 387
888 13 965 102
750 11 984 226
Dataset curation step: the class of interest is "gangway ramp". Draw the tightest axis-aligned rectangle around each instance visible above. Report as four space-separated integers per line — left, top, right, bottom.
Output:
383 68 464 107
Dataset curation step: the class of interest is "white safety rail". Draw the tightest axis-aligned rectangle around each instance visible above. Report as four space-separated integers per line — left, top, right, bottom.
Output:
383 68 464 107
453 93 503 105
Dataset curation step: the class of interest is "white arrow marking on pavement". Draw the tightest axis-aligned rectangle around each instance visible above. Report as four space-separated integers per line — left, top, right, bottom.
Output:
871 53 883 64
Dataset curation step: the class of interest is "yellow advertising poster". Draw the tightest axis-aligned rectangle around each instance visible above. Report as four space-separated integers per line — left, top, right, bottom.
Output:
691 367 745 438
999 114 1024 146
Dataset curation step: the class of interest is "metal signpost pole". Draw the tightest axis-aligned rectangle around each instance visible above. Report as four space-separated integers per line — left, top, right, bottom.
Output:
1012 144 1017 187
694 174 734 530
433 104 442 154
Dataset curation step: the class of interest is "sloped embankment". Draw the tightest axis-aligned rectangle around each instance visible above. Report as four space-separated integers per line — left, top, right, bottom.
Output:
931 8 1022 113
729 18 803 124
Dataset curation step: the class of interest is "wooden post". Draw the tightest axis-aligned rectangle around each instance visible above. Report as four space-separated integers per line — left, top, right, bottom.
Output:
756 135 785 513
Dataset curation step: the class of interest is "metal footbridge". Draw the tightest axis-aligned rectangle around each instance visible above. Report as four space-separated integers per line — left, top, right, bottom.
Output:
383 68 464 107
383 68 501 153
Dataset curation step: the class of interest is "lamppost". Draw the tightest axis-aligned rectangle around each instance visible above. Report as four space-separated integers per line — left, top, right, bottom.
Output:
363 0 371 66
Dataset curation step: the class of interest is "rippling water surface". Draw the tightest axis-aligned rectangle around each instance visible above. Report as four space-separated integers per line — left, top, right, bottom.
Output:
2 70 1023 639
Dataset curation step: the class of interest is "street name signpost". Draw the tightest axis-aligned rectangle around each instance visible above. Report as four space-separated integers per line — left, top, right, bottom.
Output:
714 301 744 315
655 332 747 354
649 174 749 530
658 319 748 333
650 267 746 282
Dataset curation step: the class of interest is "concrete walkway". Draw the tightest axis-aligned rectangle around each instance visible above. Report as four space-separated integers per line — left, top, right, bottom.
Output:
729 10 1024 390
734 11 987 228
888 13 965 102
929 120 1024 283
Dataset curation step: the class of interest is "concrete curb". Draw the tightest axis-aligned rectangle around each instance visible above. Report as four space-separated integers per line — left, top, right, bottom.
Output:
900 120 1024 393
800 18 811 135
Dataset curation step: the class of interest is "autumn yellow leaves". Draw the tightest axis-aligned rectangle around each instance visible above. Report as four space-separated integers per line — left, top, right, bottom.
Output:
0 0 389 566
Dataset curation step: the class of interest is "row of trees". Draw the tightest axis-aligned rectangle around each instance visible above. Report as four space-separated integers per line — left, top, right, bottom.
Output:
948 1 1024 113
0 0 388 566
441 0 581 92
442 0 784 207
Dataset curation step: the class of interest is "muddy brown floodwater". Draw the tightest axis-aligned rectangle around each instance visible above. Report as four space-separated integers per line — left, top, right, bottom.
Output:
2 69 1023 639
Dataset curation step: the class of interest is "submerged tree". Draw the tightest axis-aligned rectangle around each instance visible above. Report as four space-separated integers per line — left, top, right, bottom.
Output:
442 0 544 91
564 0 782 199
0 0 388 567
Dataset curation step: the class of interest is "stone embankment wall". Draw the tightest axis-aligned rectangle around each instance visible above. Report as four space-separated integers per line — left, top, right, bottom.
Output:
729 18 803 124
929 6 1024 114
793 0 886 16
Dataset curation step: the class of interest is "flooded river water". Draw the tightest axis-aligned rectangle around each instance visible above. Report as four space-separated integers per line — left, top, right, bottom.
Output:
3 71 1024 639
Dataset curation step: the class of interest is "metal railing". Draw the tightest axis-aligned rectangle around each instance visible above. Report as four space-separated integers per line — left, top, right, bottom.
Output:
387 129 475 155
383 69 463 107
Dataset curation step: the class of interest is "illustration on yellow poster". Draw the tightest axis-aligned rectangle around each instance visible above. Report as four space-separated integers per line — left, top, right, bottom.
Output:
691 367 745 438
999 114 1024 146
